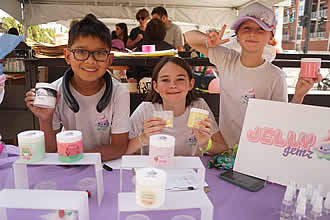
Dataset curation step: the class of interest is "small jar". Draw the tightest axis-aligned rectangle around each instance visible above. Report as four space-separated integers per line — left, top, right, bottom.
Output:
56 130 83 163
136 168 166 208
17 130 45 163
33 83 57 108
149 134 175 168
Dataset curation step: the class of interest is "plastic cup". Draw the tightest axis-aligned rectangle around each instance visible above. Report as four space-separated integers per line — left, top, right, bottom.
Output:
153 111 174 128
142 45 155 53
300 58 321 79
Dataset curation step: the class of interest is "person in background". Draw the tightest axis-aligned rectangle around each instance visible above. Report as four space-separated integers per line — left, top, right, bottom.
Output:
136 18 174 52
115 23 128 48
127 57 227 156
126 8 150 50
6 27 31 57
184 2 322 148
151 6 184 51
25 14 130 161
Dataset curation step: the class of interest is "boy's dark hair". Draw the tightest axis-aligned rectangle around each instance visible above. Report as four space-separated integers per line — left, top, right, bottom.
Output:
151 6 168 18
68 14 111 49
136 8 150 20
146 57 197 106
8 27 19 35
145 18 166 41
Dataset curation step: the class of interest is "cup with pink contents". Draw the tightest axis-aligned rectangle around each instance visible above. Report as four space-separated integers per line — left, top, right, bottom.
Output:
142 45 155 53
300 58 321 79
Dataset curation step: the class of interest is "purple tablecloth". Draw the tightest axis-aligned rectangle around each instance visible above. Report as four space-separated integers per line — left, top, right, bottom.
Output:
0 145 285 220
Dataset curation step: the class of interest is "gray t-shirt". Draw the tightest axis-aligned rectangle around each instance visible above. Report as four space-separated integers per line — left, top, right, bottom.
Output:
129 98 219 156
51 77 130 151
208 46 288 147
164 21 184 49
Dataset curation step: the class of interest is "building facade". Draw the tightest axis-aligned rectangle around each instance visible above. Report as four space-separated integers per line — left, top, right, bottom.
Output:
282 0 330 52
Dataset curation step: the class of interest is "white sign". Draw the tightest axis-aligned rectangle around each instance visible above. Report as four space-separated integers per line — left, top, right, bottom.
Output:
235 99 330 193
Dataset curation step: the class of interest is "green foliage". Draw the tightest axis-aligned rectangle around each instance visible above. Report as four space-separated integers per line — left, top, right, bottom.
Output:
2 16 55 44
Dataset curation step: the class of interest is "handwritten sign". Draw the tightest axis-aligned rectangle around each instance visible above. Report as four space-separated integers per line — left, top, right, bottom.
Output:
234 99 330 193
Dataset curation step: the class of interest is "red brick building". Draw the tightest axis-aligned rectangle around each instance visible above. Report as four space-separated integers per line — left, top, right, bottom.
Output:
282 0 330 52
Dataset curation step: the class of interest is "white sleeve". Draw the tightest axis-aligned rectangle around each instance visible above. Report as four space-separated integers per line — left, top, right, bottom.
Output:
111 85 130 134
271 70 288 102
129 102 149 139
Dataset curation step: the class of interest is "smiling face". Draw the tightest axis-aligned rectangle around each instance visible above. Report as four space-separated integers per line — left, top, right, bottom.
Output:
153 62 194 106
237 20 273 54
64 35 113 83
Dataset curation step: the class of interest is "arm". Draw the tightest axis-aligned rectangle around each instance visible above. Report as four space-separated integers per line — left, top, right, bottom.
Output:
184 25 229 57
126 34 143 49
184 30 209 57
194 119 228 155
86 132 128 161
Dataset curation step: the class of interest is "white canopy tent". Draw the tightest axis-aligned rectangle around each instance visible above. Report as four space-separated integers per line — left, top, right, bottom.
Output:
2 0 285 28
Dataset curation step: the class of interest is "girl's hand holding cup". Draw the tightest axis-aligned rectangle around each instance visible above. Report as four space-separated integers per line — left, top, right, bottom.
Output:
142 117 166 144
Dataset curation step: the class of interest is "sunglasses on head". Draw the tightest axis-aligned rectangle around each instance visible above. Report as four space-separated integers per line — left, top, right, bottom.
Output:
137 16 145 21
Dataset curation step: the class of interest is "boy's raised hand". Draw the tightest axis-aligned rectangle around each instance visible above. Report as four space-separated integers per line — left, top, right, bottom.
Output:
25 88 59 122
206 25 230 48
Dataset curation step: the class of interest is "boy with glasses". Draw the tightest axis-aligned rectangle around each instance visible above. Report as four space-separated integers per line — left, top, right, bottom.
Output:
127 8 150 49
25 14 130 161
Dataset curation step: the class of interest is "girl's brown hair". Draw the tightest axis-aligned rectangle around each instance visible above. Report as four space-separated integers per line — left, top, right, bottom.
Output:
146 57 197 106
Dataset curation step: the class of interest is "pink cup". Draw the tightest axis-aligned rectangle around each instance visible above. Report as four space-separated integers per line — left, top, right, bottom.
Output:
142 45 155 53
300 58 321 79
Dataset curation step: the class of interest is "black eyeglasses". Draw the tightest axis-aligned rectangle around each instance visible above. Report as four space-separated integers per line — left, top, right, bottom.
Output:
69 49 110 62
136 16 145 21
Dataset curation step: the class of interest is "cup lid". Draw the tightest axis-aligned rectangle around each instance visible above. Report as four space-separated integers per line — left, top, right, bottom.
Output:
17 130 45 143
56 130 82 143
35 83 57 91
301 58 322 62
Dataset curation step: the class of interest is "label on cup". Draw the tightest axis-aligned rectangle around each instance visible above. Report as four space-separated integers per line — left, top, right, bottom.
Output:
187 108 209 128
300 58 321 79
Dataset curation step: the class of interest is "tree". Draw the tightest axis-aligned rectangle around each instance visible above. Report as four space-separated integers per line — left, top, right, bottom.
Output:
2 17 55 44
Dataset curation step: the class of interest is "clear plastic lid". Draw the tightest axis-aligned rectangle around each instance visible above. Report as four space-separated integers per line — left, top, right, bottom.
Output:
301 58 322 63
136 167 167 186
17 130 45 144
190 107 209 116
56 130 82 143
35 82 57 91
149 134 175 148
